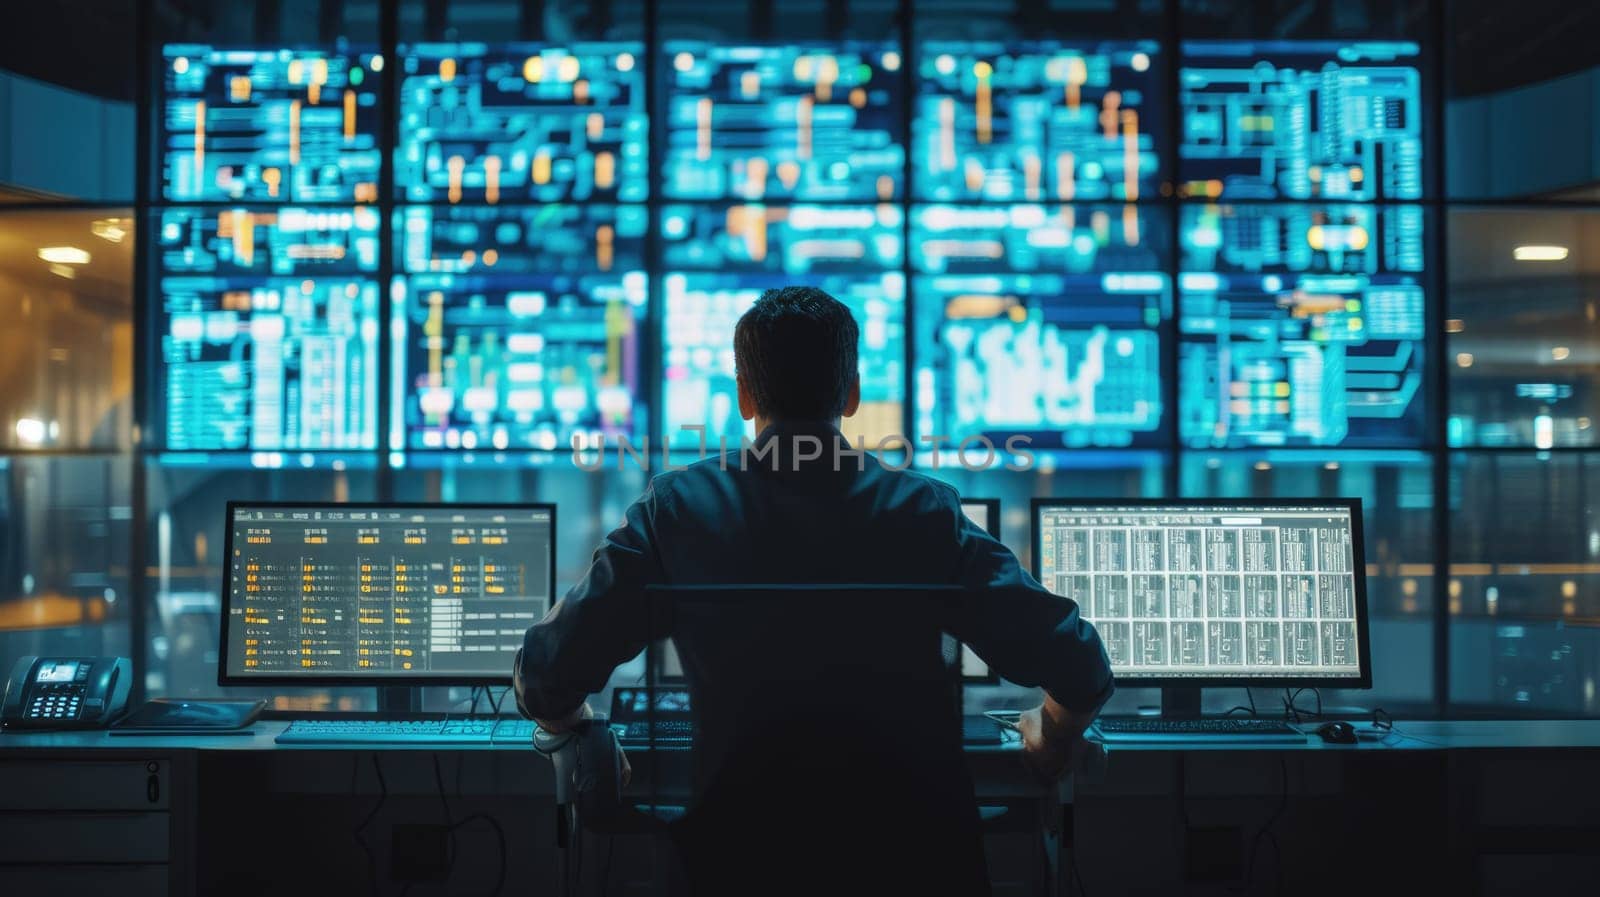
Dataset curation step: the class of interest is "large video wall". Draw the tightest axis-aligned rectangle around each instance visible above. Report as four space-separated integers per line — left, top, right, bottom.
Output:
148 32 1427 464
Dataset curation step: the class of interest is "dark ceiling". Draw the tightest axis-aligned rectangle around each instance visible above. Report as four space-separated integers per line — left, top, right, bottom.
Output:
1448 0 1600 98
1 1 1599 103
0 2 138 101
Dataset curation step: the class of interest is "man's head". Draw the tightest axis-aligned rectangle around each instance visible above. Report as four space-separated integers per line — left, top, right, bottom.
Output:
734 286 861 429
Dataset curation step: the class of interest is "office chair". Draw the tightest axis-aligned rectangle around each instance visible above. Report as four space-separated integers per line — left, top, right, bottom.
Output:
640 583 988 896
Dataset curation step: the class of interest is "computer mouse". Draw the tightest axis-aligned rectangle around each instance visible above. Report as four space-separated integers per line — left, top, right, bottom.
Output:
1316 721 1357 744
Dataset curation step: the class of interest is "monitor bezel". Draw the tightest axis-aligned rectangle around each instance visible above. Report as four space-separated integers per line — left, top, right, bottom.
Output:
957 497 1002 684
218 500 557 687
1029 496 1372 690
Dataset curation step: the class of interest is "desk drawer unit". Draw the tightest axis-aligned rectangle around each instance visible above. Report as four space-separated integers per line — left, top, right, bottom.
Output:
0 758 175 896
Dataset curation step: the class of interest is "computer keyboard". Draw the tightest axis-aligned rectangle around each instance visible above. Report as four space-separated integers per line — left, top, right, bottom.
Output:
1093 717 1306 742
491 719 537 742
613 719 695 743
276 718 507 745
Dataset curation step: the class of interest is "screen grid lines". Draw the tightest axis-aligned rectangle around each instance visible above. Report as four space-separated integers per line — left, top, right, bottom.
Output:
1039 504 1361 680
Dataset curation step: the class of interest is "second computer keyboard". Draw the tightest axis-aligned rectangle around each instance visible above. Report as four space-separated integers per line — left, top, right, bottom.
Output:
612 719 695 743
1093 717 1306 742
276 718 535 745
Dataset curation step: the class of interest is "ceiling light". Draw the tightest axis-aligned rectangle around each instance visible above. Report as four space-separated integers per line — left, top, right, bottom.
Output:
38 246 90 265
48 264 76 280
1553 346 1572 361
1514 244 1569 261
1456 353 1474 368
1445 319 1465 333
91 219 127 243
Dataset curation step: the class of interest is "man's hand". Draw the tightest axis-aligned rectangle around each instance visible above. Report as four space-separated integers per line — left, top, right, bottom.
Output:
1017 694 1092 784
535 702 631 787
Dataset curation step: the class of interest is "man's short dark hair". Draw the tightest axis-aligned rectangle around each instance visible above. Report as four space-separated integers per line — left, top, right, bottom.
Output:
734 286 860 421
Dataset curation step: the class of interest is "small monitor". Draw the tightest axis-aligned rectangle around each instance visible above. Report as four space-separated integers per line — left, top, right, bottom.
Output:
220 502 555 685
1031 499 1370 687
959 498 1001 682
960 498 1000 540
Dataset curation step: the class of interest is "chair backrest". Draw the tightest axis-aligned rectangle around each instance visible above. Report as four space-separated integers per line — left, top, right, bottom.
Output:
642 584 987 892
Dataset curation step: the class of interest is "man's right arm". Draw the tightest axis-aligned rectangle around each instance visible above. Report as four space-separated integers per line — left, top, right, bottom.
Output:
514 477 672 725
945 502 1113 771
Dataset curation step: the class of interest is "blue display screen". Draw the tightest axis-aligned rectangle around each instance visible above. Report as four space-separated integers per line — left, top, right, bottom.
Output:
661 205 905 448
1179 204 1427 447
156 207 381 451
914 41 1163 202
398 42 647 202
912 205 1169 450
1179 40 1423 200
161 45 382 202
664 43 904 201
395 206 648 453
146 38 1437 462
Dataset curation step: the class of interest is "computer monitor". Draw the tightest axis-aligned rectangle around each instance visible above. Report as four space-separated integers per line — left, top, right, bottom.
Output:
160 45 382 202
663 42 903 201
219 502 555 685
910 204 1169 454
1031 498 1370 715
959 499 1001 683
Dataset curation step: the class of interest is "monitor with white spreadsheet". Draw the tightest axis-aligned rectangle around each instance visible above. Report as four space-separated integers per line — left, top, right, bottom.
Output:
1031 499 1370 687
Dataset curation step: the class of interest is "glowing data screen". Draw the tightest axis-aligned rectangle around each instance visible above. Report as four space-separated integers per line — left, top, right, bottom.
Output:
396 206 648 454
398 42 647 202
1180 40 1423 200
161 45 382 202
664 43 904 201
661 205 905 448
1036 502 1364 679
914 41 1163 202
156 207 381 451
223 503 553 679
912 205 1168 450
1179 204 1426 447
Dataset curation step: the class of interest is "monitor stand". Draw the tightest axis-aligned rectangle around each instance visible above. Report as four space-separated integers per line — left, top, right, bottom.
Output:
1159 687 1203 720
378 686 420 715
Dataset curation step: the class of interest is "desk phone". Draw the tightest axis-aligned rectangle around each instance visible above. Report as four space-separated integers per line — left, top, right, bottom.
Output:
1 656 133 730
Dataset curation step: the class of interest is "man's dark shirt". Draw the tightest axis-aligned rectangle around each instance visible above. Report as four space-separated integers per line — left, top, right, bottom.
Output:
515 420 1113 891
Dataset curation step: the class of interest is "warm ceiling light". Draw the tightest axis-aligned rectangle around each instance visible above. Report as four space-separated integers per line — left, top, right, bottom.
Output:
38 246 90 264
48 264 76 280
1445 319 1465 333
1553 346 1572 361
91 219 127 243
1514 244 1569 261
1456 352 1474 368
15 418 46 446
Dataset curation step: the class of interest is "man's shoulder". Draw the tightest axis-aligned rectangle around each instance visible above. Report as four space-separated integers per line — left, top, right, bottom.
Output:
643 451 740 493
643 447 963 512
841 460 965 524
876 465 962 505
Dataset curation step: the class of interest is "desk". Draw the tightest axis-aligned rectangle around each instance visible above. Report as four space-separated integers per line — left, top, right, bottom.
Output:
3 721 1599 896
0 721 1047 897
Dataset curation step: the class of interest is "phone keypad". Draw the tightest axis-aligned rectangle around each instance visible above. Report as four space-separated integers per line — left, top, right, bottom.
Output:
29 684 84 720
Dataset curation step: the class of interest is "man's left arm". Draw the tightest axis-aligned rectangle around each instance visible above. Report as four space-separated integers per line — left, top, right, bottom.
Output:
514 478 671 730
